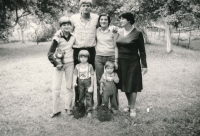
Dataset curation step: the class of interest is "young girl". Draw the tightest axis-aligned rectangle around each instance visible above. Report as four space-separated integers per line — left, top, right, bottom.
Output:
47 16 75 118
100 61 119 113
73 50 94 117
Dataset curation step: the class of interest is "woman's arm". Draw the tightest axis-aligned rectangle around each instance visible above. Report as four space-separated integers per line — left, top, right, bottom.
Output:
113 33 119 69
90 65 94 88
138 32 148 75
73 74 78 87
73 65 78 87
47 40 59 67
90 75 94 89
100 82 103 94
88 65 94 93
100 74 105 94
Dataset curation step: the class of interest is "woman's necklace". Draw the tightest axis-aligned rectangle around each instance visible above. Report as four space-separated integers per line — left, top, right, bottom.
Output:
124 26 134 36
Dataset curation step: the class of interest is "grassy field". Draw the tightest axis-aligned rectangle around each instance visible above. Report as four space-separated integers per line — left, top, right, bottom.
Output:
0 41 200 136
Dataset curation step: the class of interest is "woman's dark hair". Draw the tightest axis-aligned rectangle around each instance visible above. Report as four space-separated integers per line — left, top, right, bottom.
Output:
97 13 111 28
119 12 135 25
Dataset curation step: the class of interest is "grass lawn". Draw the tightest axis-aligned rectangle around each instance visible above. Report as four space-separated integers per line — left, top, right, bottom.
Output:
0 41 200 136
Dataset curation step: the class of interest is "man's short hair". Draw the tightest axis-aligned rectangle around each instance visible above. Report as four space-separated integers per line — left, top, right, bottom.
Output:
58 16 71 27
79 0 92 6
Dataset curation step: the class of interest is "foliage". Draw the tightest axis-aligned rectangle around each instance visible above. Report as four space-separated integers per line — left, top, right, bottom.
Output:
93 0 123 18
64 0 124 21
0 0 66 35
115 0 200 29
27 22 56 43
1 0 200 44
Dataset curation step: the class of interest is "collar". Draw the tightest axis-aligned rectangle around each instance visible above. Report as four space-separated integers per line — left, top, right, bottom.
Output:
99 27 110 33
124 26 135 32
61 33 72 42
123 26 135 36
80 13 91 21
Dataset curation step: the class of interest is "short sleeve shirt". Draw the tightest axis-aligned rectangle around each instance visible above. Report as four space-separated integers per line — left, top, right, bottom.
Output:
74 64 94 79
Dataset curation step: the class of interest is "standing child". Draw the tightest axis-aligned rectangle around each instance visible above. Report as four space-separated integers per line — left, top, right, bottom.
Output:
100 61 119 113
73 50 94 117
47 16 75 118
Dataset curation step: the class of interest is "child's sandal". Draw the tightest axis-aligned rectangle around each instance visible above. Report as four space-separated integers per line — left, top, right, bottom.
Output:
49 111 61 118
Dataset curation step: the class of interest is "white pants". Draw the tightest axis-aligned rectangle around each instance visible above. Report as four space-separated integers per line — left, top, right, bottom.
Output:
52 62 74 113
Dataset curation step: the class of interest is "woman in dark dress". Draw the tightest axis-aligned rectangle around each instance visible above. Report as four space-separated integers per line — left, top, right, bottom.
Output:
116 12 147 117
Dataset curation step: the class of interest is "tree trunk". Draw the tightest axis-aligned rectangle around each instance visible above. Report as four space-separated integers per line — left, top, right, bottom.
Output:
188 29 191 48
35 30 39 45
20 27 25 43
177 28 180 45
163 30 165 41
166 24 172 53
17 29 20 41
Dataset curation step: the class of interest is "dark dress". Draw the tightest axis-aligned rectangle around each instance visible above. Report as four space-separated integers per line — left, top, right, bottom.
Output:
116 28 147 92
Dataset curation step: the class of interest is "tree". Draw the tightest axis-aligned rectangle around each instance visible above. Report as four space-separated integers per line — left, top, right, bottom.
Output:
115 0 152 43
116 0 200 52
0 0 67 36
135 0 200 53
93 0 123 18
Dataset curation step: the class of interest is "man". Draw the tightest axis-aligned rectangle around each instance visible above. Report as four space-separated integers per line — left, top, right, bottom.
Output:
70 0 98 69
56 0 98 106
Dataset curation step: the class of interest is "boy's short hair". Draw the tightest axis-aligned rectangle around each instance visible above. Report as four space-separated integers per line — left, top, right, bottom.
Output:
79 0 92 6
78 50 90 61
105 61 115 68
59 16 71 27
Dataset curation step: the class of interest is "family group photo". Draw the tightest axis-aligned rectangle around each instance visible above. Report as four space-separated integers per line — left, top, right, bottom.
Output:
0 0 200 135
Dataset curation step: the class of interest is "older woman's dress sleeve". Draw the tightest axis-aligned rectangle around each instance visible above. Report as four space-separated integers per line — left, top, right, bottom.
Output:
138 32 147 68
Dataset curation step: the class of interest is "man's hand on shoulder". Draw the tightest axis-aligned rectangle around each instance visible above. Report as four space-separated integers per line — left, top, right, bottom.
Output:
109 26 118 34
